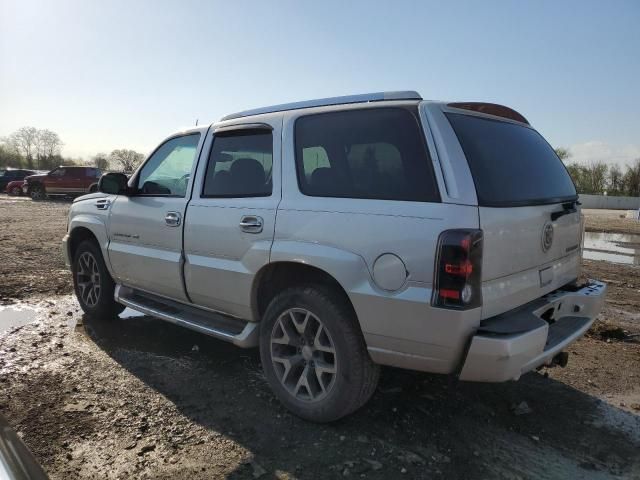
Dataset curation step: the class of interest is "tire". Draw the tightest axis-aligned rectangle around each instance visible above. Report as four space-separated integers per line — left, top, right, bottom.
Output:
30 184 46 200
9 186 22 196
72 240 125 320
259 285 380 423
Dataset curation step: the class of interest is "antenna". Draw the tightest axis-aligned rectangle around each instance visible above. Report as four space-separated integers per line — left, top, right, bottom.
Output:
195 118 199 126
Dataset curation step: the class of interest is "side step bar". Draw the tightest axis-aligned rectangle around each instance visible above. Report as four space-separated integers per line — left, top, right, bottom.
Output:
114 285 259 348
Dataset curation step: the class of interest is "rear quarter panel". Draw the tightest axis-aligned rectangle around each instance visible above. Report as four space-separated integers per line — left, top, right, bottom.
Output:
276 105 482 373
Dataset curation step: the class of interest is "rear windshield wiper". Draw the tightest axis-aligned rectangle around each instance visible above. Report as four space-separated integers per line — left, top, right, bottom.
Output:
551 200 581 221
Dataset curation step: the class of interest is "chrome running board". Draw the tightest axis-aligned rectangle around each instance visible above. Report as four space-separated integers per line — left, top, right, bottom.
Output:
114 285 258 348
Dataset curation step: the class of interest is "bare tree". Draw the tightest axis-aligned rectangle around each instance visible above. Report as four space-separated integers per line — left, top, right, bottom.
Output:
555 147 571 161
109 149 144 173
0 143 23 168
583 162 608 194
608 164 624 195
38 130 63 157
92 153 110 170
6 127 39 168
36 130 64 170
623 158 640 197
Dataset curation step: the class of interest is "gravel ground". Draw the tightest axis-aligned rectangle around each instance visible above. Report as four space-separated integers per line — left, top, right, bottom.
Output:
0 195 639 479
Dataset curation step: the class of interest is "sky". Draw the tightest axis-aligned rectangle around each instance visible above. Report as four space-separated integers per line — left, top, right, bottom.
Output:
1 0 639 167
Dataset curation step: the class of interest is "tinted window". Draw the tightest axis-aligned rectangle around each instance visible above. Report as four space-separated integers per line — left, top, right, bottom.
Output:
137 134 201 197
203 130 272 197
295 108 439 202
49 168 66 177
446 113 577 207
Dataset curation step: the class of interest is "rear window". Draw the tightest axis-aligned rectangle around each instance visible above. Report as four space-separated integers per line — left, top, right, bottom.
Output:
446 113 577 207
295 107 439 202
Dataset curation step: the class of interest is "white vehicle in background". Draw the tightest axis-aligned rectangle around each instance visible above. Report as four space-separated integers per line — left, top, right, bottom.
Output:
62 91 606 422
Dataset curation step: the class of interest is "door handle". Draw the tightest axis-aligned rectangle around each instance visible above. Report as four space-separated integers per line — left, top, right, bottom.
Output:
95 199 111 210
165 211 182 227
239 215 263 233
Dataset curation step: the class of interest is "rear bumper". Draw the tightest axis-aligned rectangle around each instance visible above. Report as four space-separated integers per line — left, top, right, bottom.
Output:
459 280 606 382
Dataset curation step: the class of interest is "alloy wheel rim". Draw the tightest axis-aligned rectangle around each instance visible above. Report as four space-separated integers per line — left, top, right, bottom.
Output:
76 252 101 307
270 308 337 402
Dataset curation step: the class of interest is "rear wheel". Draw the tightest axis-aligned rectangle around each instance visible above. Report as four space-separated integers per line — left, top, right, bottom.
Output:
259 286 379 423
72 240 125 319
30 184 46 200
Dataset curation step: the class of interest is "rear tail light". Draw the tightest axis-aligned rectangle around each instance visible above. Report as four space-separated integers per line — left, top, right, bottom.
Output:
432 229 483 309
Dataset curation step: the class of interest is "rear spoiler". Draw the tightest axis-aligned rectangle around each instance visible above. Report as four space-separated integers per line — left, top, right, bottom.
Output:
447 102 529 125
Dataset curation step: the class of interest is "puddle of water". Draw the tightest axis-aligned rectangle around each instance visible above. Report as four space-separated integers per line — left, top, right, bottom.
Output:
0 305 40 333
583 232 640 265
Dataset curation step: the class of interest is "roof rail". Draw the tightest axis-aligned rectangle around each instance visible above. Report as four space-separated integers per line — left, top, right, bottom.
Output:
220 91 422 121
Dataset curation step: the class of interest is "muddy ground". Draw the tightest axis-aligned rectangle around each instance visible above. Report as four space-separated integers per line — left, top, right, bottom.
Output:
0 196 70 303
583 208 640 235
0 195 639 479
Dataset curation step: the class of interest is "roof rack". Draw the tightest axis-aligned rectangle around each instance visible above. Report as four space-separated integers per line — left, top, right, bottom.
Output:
220 91 422 121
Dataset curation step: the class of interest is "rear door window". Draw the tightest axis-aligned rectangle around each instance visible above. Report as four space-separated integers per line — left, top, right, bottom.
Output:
446 113 577 207
294 107 439 202
203 130 273 197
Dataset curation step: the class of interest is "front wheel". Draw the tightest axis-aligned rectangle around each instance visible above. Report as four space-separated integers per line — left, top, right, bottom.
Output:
259 286 380 423
72 240 125 319
9 186 22 196
30 184 46 200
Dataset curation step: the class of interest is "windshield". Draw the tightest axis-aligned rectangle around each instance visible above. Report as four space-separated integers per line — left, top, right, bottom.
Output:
446 113 577 207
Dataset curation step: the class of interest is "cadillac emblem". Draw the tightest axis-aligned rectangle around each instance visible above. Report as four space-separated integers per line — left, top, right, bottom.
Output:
541 221 554 252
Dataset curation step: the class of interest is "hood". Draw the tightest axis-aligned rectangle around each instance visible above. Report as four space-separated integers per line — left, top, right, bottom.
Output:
72 192 109 203
24 173 47 182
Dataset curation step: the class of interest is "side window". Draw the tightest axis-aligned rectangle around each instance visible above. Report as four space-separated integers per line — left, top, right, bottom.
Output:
294 108 439 202
49 168 66 177
202 130 273 197
137 134 201 197
301 146 330 182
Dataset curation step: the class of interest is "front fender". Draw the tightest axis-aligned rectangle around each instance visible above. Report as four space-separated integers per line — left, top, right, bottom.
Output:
66 213 115 277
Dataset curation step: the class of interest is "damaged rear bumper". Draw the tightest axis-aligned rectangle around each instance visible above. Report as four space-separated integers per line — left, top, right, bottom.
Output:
459 280 607 382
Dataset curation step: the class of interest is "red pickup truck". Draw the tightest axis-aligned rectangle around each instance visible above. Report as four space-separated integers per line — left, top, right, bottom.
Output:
24 166 102 200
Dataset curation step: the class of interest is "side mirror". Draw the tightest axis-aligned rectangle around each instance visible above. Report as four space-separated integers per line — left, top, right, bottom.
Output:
98 172 129 195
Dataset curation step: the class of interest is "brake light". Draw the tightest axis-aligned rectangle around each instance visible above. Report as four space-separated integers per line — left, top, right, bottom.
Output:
432 229 483 309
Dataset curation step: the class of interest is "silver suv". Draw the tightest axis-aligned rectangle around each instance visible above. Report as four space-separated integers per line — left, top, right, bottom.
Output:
63 91 606 422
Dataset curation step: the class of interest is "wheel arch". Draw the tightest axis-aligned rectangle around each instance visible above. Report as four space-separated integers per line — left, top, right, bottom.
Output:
251 241 372 326
67 215 115 277
68 226 100 262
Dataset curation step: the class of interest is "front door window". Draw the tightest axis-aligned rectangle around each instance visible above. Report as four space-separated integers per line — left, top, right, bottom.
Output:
137 134 201 197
